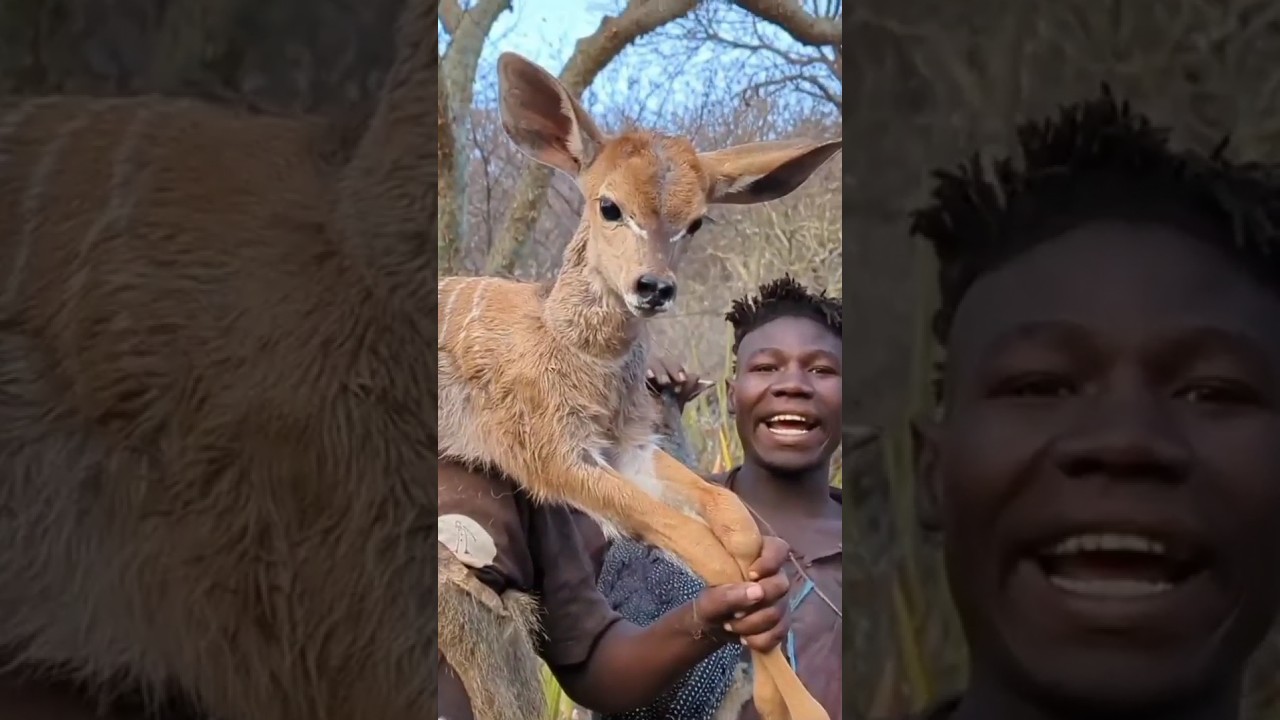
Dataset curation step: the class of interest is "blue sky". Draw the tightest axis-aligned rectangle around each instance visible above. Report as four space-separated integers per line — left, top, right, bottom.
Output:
482 0 610 75
443 0 835 121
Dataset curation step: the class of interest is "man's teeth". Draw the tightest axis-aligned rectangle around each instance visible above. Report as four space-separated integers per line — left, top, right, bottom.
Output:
765 414 814 436
1049 576 1174 598
1041 532 1181 599
768 427 809 436
1045 533 1167 556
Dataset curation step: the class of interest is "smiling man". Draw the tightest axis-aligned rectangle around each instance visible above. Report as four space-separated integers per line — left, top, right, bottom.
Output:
905 89 1280 720
578 275 844 720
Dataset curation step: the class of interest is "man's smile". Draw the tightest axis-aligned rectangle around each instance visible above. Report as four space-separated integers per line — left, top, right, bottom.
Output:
1002 513 1227 636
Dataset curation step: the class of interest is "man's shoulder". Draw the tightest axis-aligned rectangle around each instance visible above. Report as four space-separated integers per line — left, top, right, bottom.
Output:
438 460 549 593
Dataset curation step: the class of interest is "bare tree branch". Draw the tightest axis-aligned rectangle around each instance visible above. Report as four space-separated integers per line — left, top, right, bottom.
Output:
745 73 842 110
648 2 842 115
733 0 841 47
485 0 699 274
440 0 463 35
439 0 511 272
469 111 500 266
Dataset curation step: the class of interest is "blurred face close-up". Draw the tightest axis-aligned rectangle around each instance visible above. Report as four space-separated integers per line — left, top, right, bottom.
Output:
922 221 1280 714
731 315 842 473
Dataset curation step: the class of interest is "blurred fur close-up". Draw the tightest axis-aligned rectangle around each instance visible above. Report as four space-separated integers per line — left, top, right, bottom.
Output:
6 0 1280 719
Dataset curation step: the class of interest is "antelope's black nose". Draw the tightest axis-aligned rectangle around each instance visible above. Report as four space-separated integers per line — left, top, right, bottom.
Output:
635 274 677 306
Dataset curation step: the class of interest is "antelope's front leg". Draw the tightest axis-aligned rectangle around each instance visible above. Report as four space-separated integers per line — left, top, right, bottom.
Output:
654 450 843 720
651 449 763 569
627 448 829 717
555 451 743 585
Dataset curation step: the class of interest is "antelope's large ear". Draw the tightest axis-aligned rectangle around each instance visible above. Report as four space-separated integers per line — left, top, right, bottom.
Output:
699 138 842 205
497 52 605 177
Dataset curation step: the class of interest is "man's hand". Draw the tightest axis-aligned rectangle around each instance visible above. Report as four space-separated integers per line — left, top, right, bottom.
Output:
646 356 713 410
555 536 793 713
691 536 792 652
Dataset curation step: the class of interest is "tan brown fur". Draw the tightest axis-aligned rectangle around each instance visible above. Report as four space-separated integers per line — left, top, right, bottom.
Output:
438 549 544 720
438 52 842 720
0 2 442 719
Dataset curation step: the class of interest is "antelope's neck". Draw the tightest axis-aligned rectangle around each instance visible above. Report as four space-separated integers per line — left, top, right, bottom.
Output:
544 229 646 360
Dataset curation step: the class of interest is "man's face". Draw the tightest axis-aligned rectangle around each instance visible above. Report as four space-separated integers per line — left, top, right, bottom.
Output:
731 315 842 474
919 221 1280 713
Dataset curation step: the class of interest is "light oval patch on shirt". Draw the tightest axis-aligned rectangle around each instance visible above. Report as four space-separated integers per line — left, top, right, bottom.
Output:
438 513 498 569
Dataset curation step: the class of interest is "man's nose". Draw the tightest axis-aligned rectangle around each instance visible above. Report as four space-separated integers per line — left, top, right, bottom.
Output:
769 367 815 397
1052 388 1191 481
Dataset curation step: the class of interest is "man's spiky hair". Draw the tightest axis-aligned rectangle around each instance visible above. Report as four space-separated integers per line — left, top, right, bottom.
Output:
725 274 841 352
909 85 1280 346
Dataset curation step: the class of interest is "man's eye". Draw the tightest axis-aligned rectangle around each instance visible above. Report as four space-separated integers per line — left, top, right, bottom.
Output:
994 374 1077 399
750 364 777 373
1177 379 1261 406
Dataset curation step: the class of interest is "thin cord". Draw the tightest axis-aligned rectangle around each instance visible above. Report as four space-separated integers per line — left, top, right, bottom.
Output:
740 501 842 620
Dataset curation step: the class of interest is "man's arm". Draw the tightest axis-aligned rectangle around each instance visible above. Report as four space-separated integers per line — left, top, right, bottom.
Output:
552 537 791 714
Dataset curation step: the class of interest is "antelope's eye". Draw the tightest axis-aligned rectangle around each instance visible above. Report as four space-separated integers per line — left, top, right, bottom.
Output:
599 198 622 222
687 218 703 235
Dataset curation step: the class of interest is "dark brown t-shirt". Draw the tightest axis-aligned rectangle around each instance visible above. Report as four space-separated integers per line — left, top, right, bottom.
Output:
437 462 623 720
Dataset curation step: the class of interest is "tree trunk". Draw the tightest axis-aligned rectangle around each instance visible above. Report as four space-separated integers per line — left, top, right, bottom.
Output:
438 73 460 274
438 0 512 274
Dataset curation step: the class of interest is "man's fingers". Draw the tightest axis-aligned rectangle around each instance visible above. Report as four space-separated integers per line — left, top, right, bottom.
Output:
683 378 714 403
723 605 788 639
700 573 787 618
748 536 790 580
754 570 789 605
662 356 684 382
696 575 792 653
658 358 678 385
646 358 683 390
678 375 701 398
697 582 765 621
741 624 789 653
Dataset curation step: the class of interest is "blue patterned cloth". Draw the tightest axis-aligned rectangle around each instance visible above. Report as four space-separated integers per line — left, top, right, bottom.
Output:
595 536 745 720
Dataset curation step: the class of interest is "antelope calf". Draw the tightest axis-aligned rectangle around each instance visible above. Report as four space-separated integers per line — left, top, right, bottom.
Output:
438 52 841 720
